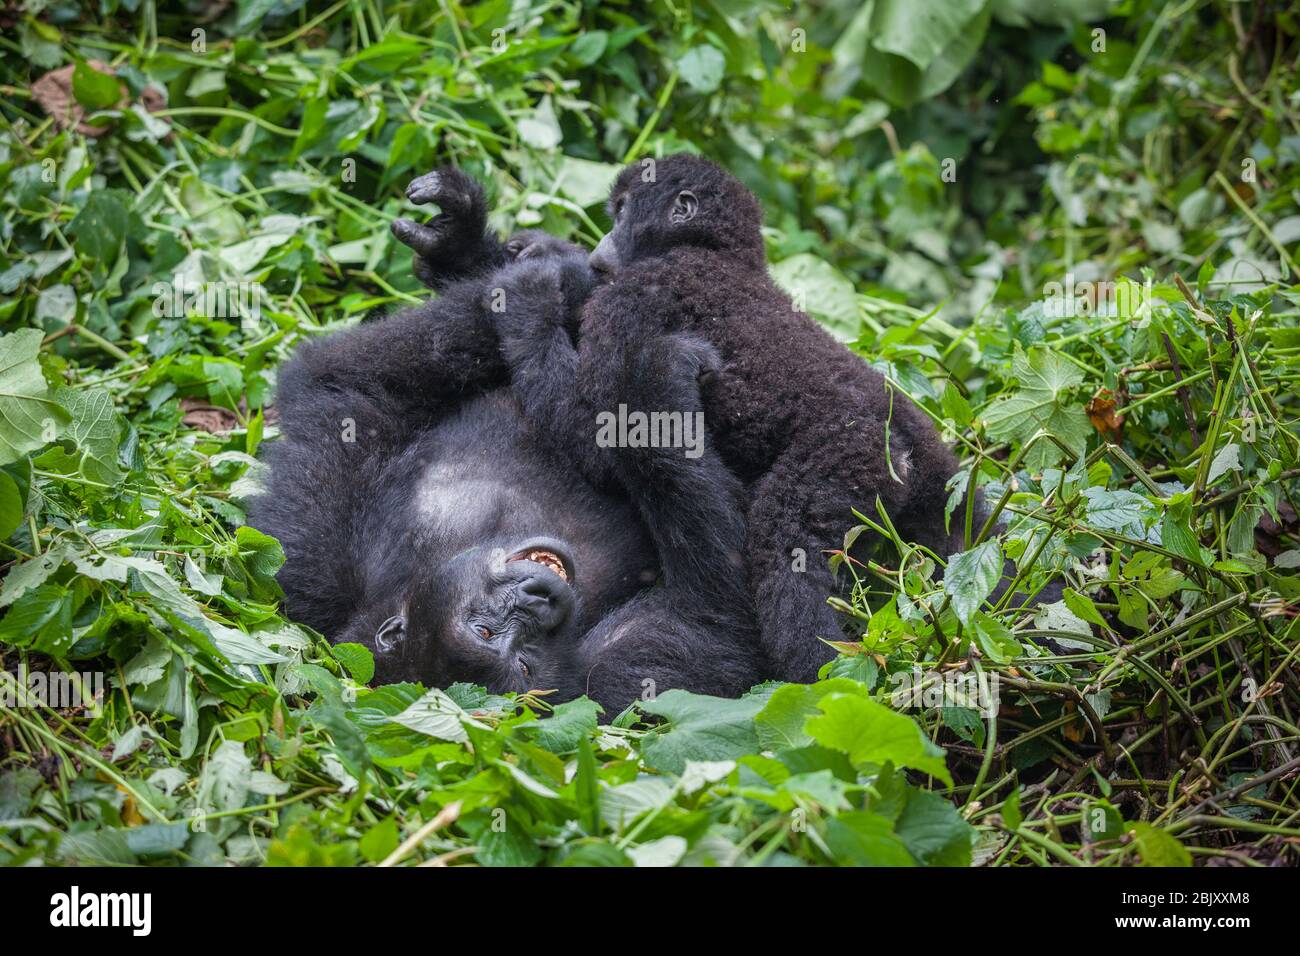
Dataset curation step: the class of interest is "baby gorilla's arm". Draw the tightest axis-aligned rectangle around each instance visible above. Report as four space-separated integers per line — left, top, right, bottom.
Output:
487 255 617 486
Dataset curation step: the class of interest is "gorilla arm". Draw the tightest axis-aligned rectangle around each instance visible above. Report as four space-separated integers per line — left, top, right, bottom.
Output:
275 279 507 441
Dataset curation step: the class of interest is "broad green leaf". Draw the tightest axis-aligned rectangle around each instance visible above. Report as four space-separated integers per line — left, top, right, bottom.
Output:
69 189 131 262
197 740 252 814
823 811 916 866
983 345 1090 468
0 471 23 539
1206 443 1241 486
71 60 122 110
871 0 987 72
943 539 1004 625
677 45 726 94
0 329 69 465
524 697 602 753
1128 822 1192 867
805 694 953 784
332 642 375 684
894 786 974 865
43 387 122 486
0 582 74 654
390 688 478 742
755 679 870 751
600 778 674 831
637 689 768 774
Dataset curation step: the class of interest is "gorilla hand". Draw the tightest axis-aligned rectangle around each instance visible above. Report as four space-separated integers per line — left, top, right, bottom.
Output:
392 167 506 290
485 253 596 357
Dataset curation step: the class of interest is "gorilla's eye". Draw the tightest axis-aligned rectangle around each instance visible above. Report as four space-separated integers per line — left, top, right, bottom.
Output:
518 659 531 679
477 625 493 641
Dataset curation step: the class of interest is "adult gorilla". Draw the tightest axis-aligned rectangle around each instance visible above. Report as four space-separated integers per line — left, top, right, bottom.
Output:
250 169 763 711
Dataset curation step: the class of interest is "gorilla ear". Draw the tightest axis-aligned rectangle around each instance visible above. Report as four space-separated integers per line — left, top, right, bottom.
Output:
670 190 698 224
374 614 405 652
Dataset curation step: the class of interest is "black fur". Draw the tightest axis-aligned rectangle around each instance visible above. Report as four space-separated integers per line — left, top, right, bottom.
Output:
251 170 763 711
499 155 965 684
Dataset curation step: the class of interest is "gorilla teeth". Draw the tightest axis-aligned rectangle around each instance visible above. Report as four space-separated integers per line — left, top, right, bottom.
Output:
510 549 569 583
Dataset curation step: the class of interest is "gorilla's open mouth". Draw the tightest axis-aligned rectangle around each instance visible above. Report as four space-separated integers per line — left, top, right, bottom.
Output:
506 546 572 584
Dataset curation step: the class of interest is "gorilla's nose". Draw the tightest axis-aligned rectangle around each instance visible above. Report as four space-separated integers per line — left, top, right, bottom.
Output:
589 233 619 274
515 574 574 632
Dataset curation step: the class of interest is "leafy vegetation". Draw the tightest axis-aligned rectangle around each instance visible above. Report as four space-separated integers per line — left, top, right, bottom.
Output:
0 0 1297 866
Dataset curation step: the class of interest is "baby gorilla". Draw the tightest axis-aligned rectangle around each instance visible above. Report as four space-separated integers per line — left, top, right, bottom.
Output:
251 168 762 709
493 155 964 684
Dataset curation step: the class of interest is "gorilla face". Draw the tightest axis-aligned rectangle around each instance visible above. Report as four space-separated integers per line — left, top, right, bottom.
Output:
589 154 765 275
371 537 582 695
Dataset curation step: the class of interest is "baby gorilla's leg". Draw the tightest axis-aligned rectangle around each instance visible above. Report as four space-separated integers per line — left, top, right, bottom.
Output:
745 448 860 683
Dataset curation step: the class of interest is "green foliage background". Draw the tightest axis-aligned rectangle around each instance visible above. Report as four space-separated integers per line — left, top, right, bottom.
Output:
0 0 1297 866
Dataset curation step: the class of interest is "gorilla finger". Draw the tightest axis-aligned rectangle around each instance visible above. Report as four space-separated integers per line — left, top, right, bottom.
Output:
404 171 443 205
405 168 477 212
391 218 449 257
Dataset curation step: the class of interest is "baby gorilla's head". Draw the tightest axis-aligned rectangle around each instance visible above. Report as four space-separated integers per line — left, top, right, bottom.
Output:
369 538 582 696
590 154 766 275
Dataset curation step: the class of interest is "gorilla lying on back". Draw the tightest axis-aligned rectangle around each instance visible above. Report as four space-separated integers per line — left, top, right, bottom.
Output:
250 169 762 710
489 155 965 685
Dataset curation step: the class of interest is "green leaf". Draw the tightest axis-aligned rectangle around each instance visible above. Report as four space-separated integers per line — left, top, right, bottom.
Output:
871 0 988 72
569 30 608 66
805 694 953 784
823 811 916 866
71 60 122 110
894 786 973 865
1000 786 1023 830
69 189 131 262
1206 443 1241 486
198 740 252 813
332 642 375 683
1128 822 1192 867
1062 588 1108 627
0 329 70 466
358 817 398 863
943 539 1004 625
638 689 767 775
517 95 561 150
769 254 861 341
0 583 74 653
0 471 23 540
1159 499 1205 565
982 345 1090 468
1082 486 1152 535
755 679 870 751
525 697 602 753
600 778 673 831
677 45 726 94
43 387 122 486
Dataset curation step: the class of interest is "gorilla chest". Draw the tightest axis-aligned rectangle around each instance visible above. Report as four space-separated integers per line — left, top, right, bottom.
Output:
412 459 541 540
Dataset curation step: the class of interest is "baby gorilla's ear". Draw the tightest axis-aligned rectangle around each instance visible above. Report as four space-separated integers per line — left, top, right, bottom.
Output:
374 614 405 653
670 190 698 224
